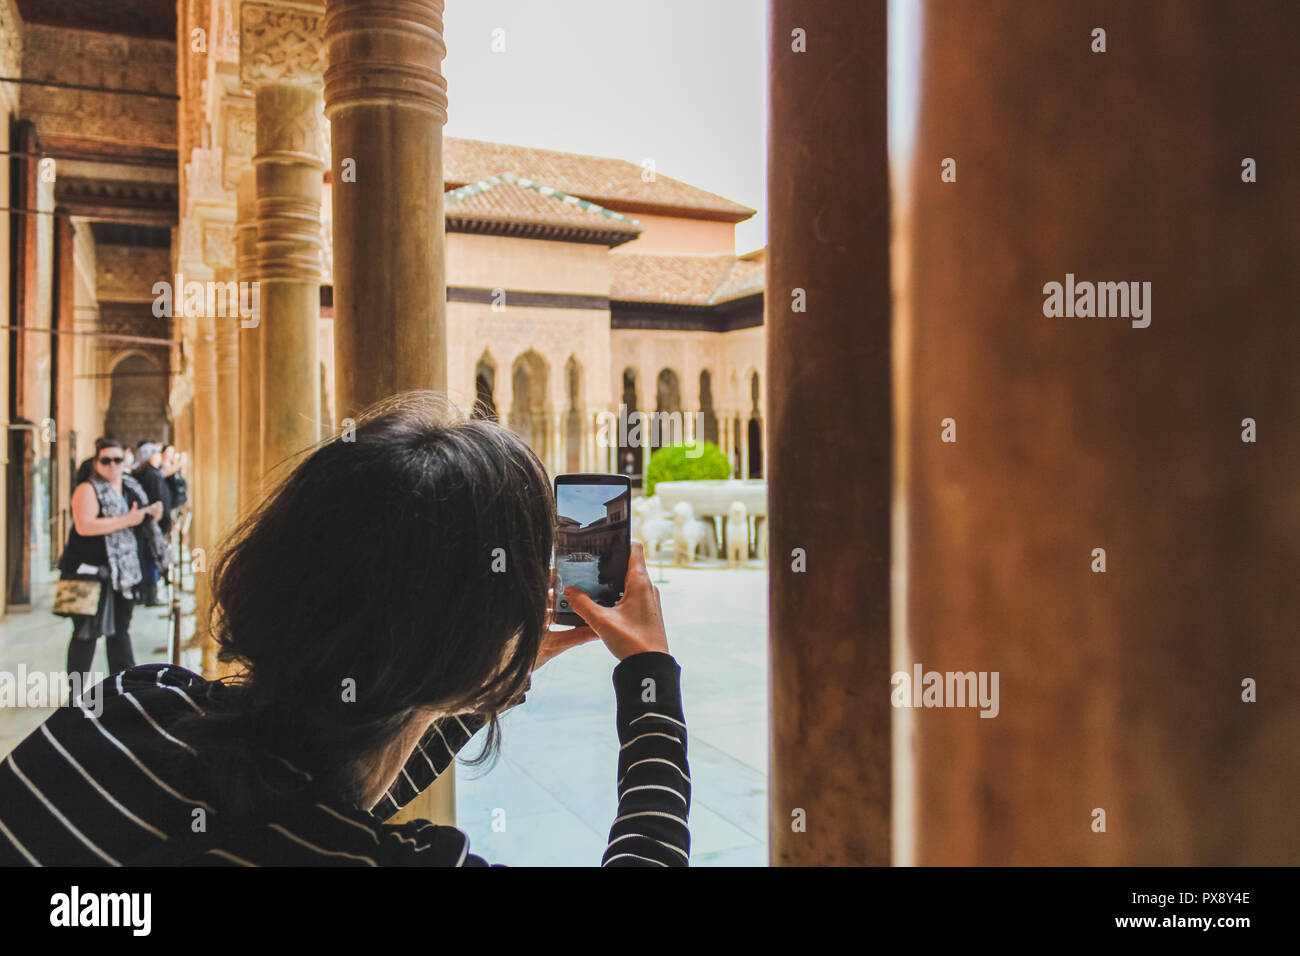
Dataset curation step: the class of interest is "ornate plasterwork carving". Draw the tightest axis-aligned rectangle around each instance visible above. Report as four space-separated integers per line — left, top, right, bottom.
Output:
213 0 241 65
20 24 176 147
202 222 237 272
178 217 207 269
221 99 256 188
95 246 171 302
186 146 226 206
96 303 174 347
0 0 22 113
240 2 327 88
169 338 195 409
179 0 210 160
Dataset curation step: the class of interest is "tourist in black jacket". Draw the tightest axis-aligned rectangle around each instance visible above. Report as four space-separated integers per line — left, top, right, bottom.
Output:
132 442 173 536
128 442 172 605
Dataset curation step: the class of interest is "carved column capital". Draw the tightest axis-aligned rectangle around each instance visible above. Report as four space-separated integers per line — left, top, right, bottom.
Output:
254 83 325 165
239 1 327 89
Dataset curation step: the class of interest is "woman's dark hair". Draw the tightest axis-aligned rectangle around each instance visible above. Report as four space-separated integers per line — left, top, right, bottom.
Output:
171 391 556 817
94 436 122 455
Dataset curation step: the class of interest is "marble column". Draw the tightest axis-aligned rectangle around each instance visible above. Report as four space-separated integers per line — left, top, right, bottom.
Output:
254 82 323 486
768 0 891 864
324 0 448 419
902 0 1300 865
552 411 565 476
739 417 750 482
725 413 738 475
190 263 220 677
323 0 454 827
236 169 263 515
214 269 241 538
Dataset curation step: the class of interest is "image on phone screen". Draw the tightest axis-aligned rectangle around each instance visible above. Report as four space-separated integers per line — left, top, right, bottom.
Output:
555 477 631 620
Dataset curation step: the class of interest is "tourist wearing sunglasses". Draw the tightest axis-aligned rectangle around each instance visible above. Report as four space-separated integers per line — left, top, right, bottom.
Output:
57 436 164 687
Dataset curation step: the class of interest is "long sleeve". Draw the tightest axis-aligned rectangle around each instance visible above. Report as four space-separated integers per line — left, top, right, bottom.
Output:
367 676 531 824
367 712 489 823
602 652 691 866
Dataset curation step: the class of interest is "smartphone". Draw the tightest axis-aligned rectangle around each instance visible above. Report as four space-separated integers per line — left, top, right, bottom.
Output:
553 473 632 626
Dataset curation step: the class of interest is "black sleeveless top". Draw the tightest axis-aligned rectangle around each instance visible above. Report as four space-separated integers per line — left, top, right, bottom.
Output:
60 482 109 573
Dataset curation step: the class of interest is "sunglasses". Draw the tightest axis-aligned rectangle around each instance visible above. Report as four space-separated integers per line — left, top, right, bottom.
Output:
97 456 125 466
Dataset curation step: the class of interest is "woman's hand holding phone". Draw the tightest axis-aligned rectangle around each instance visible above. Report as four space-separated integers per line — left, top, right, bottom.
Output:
563 541 670 661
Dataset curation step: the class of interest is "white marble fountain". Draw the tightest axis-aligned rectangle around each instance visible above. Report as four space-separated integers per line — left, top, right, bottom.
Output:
632 479 768 567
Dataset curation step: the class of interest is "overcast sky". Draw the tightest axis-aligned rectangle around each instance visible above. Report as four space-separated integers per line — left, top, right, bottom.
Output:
442 0 769 254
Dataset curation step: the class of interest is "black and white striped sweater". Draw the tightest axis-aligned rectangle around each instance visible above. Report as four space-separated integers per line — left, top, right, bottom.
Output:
0 652 689 866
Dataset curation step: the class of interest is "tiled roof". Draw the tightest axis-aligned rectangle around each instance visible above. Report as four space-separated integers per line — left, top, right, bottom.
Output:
445 172 642 239
610 253 766 306
445 138 755 223
711 257 765 302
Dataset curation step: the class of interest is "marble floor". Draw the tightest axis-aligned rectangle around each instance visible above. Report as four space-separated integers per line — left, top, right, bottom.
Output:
0 568 203 760
0 559 770 867
455 562 770 866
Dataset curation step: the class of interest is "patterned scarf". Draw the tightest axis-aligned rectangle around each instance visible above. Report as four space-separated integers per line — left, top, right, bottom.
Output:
89 475 143 596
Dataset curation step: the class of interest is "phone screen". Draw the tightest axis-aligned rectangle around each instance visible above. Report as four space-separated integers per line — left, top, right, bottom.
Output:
554 475 631 621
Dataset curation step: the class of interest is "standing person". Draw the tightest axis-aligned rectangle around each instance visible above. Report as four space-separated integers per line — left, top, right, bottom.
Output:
132 442 173 605
161 444 188 524
133 442 173 536
56 437 163 687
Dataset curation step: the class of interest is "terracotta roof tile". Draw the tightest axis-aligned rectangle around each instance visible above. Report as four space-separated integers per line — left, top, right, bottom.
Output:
711 257 765 302
445 138 755 222
445 173 642 238
610 252 766 306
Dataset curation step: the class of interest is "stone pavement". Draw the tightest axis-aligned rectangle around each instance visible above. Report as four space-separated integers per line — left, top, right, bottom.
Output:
0 571 201 761
455 562 769 866
0 561 769 867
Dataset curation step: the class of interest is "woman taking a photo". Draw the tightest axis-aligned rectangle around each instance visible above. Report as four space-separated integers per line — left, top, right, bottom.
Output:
0 393 690 867
55 436 164 686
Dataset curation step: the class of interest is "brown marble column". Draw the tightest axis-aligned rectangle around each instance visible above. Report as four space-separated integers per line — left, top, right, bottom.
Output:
236 169 263 514
254 82 323 485
323 0 454 827
767 0 891 865
324 0 448 419
902 0 1300 864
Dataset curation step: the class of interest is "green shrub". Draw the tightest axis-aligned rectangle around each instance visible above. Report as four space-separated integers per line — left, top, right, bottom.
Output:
645 441 732 497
